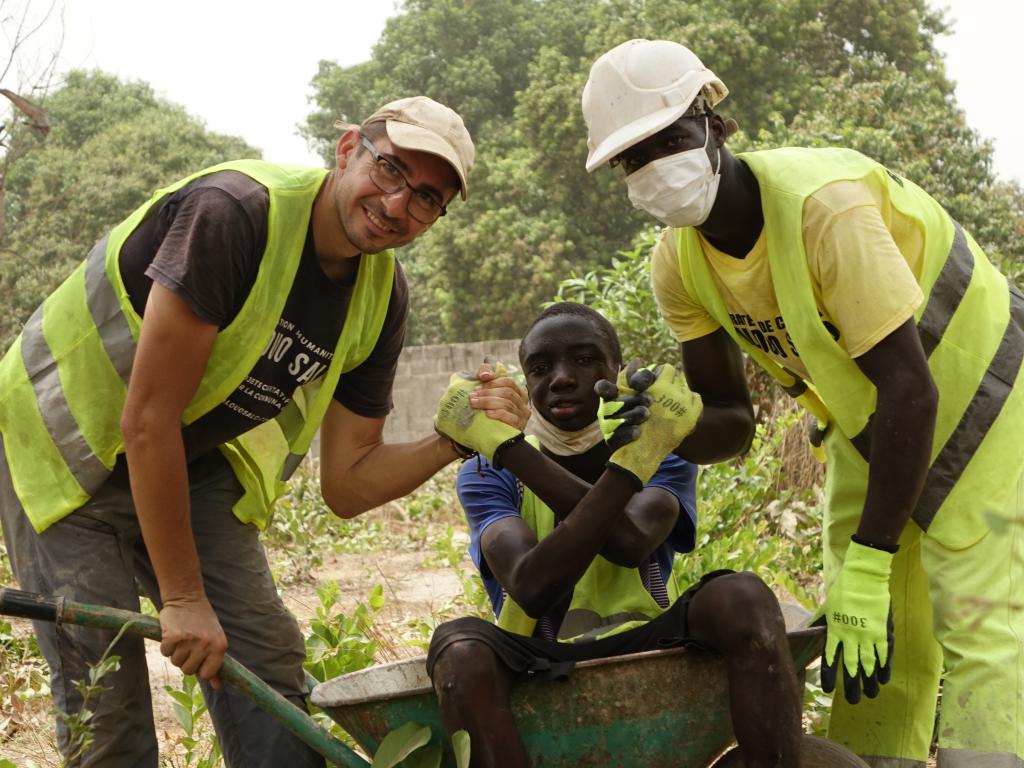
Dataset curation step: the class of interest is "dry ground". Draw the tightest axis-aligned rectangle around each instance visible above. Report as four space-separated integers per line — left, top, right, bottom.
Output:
1 498 939 767
0 526 466 766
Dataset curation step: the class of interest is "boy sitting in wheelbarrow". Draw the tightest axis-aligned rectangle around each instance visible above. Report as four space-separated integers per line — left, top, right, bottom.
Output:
432 302 802 767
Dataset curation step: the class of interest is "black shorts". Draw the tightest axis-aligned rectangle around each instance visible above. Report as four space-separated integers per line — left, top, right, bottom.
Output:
427 569 733 681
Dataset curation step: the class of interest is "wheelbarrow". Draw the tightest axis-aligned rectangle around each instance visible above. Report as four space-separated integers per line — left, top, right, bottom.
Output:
1 588 867 767
310 604 870 767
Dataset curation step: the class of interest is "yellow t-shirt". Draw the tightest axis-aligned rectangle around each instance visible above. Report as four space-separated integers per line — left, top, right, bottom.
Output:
650 178 926 381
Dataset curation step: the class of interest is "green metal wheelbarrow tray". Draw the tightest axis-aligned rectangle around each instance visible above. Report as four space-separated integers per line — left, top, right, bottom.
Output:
310 603 868 767
1 588 866 767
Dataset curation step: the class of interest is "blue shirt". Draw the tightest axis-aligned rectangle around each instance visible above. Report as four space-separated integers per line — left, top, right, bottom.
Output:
456 453 698 617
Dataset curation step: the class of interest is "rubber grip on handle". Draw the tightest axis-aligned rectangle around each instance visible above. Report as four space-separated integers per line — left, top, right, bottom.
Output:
0 587 60 623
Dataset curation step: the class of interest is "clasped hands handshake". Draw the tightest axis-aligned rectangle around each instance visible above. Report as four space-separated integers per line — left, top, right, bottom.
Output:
434 357 702 481
433 357 530 463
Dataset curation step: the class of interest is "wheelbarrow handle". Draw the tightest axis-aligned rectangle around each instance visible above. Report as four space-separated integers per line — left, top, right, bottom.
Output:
0 587 370 768
0 587 65 623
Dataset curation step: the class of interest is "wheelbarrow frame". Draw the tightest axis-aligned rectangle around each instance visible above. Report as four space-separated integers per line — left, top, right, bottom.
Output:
311 616 826 767
2 588 848 768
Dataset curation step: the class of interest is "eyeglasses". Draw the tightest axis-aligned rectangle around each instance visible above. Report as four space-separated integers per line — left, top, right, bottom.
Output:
359 136 447 223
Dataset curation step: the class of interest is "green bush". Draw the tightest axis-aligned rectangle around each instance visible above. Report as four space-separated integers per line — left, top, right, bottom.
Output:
674 410 824 608
551 227 678 366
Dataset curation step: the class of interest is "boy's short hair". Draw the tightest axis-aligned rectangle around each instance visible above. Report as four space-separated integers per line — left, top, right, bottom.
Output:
519 303 622 366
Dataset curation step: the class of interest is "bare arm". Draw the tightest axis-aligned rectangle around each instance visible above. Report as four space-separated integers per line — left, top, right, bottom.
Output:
479 452 653 618
469 372 682 567
675 328 756 463
318 400 460 518
600 487 682 567
494 440 681 567
852 319 937 548
319 362 530 518
121 283 226 686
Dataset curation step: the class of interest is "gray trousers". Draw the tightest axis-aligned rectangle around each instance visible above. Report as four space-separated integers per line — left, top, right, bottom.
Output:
0 438 325 768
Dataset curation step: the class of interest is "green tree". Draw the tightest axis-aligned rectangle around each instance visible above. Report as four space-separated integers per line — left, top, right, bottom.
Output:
757 63 1023 273
0 70 258 351
303 0 1021 343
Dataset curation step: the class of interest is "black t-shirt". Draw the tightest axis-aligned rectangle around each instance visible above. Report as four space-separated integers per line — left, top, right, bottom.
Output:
117 170 408 461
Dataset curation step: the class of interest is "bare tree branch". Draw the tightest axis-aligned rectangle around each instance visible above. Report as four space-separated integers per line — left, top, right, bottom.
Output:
0 88 50 136
0 0 65 242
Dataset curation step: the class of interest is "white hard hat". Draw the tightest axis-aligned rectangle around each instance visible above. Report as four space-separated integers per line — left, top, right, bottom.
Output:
582 39 728 172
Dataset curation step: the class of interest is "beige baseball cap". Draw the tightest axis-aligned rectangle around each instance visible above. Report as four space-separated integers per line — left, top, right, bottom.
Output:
351 96 475 200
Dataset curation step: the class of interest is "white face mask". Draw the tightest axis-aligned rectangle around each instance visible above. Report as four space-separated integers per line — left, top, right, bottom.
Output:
625 117 721 228
525 410 604 456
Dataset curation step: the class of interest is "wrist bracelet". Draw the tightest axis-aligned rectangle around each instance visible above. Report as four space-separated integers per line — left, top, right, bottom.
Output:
490 432 526 470
851 533 900 554
445 436 478 461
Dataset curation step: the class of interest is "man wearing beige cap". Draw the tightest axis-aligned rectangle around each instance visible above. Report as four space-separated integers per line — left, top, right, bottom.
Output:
0 95 518 767
582 38 1024 768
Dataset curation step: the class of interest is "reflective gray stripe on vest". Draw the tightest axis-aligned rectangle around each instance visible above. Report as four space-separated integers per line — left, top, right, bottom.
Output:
20 305 110 496
936 748 1024 768
858 758 926 768
557 608 653 642
281 452 305 481
918 223 973 357
913 279 1024 531
845 222 992 468
16 237 136 496
84 236 135 383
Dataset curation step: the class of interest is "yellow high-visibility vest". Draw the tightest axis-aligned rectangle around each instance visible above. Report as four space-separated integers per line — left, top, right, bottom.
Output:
0 159 394 532
676 147 1024 547
496 438 680 641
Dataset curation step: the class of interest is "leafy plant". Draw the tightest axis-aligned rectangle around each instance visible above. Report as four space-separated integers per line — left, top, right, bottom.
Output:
429 524 491 620
450 730 471 767
264 460 338 581
369 723 471 768
371 721 433 768
802 664 833 737
164 674 222 767
674 409 824 608
304 581 385 684
0 617 49 749
56 621 138 764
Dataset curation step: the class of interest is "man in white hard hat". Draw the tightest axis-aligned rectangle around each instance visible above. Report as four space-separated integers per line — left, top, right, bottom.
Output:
582 38 1024 768
0 95 525 767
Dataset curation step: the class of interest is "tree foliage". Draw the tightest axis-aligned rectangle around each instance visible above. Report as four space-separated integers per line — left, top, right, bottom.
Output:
303 0 1022 344
0 70 258 351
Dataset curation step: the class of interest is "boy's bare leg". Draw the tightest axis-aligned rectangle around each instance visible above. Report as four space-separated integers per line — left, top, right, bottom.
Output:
687 572 803 768
431 639 529 768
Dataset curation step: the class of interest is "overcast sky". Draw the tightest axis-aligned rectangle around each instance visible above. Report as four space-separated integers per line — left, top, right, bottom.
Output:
15 0 1024 184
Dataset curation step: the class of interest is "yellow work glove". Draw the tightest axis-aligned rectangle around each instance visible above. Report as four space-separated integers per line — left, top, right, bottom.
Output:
598 364 702 488
821 539 895 704
434 364 524 466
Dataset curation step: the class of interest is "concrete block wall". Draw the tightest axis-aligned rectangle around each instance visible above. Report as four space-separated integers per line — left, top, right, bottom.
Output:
382 339 522 443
